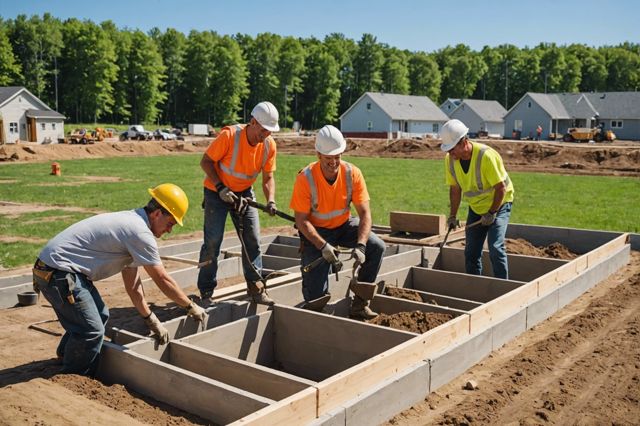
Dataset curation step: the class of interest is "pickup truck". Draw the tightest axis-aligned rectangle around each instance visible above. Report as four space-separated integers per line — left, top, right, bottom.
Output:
119 125 153 141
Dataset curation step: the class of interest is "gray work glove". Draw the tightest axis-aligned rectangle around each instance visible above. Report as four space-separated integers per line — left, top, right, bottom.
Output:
481 211 497 226
321 242 340 266
266 201 277 216
447 216 460 230
186 302 207 323
217 184 238 204
144 312 169 344
235 197 249 215
351 243 366 265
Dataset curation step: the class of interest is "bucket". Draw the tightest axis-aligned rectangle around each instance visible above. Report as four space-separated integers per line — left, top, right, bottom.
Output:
51 162 61 176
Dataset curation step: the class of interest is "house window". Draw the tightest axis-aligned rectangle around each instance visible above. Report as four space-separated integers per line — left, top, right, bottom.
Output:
611 120 623 128
9 122 18 133
367 121 373 130
514 120 523 131
527 101 532 108
366 103 371 111
41 123 46 131
52 123 56 130
432 123 439 133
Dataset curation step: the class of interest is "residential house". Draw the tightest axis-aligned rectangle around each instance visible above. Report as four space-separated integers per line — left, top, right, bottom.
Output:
504 92 640 141
440 98 462 115
449 99 507 137
0 86 65 144
340 92 449 138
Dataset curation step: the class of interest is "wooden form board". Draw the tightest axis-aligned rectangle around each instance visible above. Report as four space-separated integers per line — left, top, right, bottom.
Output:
169 342 313 400
507 223 624 254
229 387 317 426
439 246 566 282
98 342 273 425
180 312 275 365
273 306 416 382
390 211 446 235
410 267 524 303
316 313 470 415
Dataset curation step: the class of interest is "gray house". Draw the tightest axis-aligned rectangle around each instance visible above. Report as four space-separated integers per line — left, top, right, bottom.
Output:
504 92 640 141
440 98 462 115
449 99 507 137
340 92 449 138
0 86 65 144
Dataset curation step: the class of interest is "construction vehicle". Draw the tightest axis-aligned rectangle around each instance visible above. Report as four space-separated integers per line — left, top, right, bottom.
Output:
65 128 113 144
562 126 616 143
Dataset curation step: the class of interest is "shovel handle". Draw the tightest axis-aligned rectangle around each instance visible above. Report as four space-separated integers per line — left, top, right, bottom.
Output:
245 199 296 223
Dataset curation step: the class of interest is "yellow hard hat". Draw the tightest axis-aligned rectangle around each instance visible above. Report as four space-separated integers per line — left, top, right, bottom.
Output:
147 183 189 226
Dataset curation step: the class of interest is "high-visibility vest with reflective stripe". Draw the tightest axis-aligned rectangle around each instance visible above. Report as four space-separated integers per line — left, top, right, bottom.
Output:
448 145 511 198
218 125 270 181
303 162 353 221
447 143 514 213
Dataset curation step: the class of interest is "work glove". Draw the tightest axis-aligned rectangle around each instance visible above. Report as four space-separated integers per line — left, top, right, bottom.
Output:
351 243 366 265
481 211 497 226
266 201 277 216
234 197 249 215
144 312 169 344
185 302 207 323
321 242 340 266
217 184 238 204
447 216 460 230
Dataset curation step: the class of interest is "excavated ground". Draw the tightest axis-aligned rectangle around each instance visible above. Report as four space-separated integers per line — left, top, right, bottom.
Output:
0 136 638 424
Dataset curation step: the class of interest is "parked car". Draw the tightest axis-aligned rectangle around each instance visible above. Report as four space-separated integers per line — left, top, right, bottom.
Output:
154 128 178 140
119 125 153 141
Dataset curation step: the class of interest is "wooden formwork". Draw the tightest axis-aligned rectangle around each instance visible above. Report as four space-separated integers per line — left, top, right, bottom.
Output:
91 222 632 425
2 216 631 424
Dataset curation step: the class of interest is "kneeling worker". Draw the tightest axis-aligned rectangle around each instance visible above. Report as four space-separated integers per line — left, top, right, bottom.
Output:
290 125 386 319
33 184 206 376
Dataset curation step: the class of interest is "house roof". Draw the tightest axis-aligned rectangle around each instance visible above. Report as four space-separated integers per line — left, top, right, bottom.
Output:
0 86 25 107
453 99 506 122
440 98 461 108
355 92 450 121
0 86 52 111
26 109 65 119
511 91 640 120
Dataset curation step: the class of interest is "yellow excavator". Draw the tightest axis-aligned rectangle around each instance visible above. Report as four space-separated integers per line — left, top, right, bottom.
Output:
563 125 616 143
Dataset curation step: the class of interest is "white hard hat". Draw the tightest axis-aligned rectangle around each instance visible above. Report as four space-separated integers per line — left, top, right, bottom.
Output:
251 101 280 132
440 119 469 152
315 125 346 155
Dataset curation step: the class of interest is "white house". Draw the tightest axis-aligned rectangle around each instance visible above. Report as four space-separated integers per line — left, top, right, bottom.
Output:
340 92 449 138
0 86 65 144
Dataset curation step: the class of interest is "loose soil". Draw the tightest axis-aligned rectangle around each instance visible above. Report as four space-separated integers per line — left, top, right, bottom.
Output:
368 311 454 334
0 136 638 424
1 136 638 177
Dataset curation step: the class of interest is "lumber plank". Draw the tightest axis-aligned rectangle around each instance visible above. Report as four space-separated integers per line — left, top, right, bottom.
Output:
468 281 538 333
390 211 445 235
230 387 317 426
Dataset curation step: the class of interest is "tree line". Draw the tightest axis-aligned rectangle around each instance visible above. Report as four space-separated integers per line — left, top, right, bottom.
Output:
1 13 638 129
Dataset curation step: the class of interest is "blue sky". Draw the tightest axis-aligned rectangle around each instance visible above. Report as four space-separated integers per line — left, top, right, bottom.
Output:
2 0 638 52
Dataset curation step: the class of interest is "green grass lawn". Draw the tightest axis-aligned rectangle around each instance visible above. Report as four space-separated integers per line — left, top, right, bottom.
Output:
1 153 638 268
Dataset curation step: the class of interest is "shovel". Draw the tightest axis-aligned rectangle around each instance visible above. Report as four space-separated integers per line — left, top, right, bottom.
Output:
439 219 482 253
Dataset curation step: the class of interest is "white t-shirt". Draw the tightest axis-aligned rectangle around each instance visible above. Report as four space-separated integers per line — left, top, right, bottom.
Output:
39 208 161 281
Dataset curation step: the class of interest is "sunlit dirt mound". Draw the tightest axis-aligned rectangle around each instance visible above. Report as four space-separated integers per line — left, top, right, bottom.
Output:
368 311 454 334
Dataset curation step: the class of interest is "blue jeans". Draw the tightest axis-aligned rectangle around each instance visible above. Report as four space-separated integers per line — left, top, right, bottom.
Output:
465 202 512 279
197 187 263 296
34 268 109 376
300 217 386 301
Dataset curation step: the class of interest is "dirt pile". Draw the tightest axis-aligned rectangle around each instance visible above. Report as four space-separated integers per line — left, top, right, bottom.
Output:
368 311 454 334
1 137 638 177
506 238 579 259
385 287 424 302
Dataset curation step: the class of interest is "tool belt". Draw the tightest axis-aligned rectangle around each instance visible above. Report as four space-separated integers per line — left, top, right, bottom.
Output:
33 259 54 283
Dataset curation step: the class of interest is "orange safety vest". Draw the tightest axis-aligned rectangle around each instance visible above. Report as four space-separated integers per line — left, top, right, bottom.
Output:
203 125 275 192
291 161 369 229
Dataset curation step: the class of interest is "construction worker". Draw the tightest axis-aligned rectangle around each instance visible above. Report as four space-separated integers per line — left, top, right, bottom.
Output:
441 119 515 279
290 125 385 319
32 183 207 376
197 101 279 305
